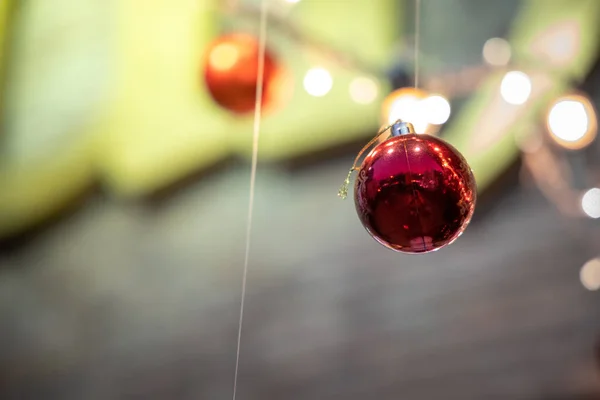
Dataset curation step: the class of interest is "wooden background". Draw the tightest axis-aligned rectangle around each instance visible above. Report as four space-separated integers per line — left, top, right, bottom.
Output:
0 158 598 399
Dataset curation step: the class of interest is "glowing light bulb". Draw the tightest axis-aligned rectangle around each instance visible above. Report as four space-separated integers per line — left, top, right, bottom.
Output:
388 95 419 123
500 71 532 105
381 88 431 133
581 188 600 219
349 77 379 105
547 95 597 149
483 37 511 67
580 258 600 291
549 101 588 141
303 68 333 97
387 95 428 133
422 95 451 125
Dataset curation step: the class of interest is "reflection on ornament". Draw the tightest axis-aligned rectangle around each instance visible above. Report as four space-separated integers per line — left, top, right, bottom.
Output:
351 121 476 254
381 88 452 134
203 33 285 114
546 94 597 150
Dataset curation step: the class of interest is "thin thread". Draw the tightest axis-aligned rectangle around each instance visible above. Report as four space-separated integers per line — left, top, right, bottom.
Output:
408 0 425 250
232 0 268 399
337 123 393 199
414 0 421 88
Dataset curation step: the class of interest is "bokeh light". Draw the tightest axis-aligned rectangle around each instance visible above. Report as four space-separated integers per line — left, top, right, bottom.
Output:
581 188 600 219
547 95 597 149
580 258 600 291
532 22 580 66
2 2 600 398
422 95 451 125
303 67 333 97
383 88 429 133
482 37 512 67
387 96 427 133
349 76 379 105
500 71 532 105
382 89 452 133
208 43 239 72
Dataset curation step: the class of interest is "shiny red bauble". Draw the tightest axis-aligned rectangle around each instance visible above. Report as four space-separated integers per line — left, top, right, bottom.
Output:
203 33 282 114
354 123 476 254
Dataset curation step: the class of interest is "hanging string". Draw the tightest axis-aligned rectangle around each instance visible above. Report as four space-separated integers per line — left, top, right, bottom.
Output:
339 0 423 198
338 124 393 199
232 0 268 398
414 0 421 88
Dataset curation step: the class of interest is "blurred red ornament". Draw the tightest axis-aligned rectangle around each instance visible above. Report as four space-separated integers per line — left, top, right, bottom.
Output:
203 33 283 114
354 121 476 254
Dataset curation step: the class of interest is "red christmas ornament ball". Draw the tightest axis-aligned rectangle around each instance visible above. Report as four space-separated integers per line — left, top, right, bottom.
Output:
203 33 282 114
354 122 476 254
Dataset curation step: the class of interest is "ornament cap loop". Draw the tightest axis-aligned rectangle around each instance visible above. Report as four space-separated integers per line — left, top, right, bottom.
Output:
390 120 416 137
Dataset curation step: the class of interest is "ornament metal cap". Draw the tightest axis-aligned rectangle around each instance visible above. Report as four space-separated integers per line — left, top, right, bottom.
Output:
390 120 416 137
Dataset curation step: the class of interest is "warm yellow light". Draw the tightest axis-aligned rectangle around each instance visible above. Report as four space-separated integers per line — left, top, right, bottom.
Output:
388 94 418 120
208 43 239 71
422 95 451 125
500 71 532 105
349 77 379 105
580 258 600 291
549 101 588 141
386 96 426 133
384 92 450 132
388 96 428 133
285 0 301 3
482 37 511 67
303 68 333 97
382 88 438 134
581 188 600 219
547 95 597 150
